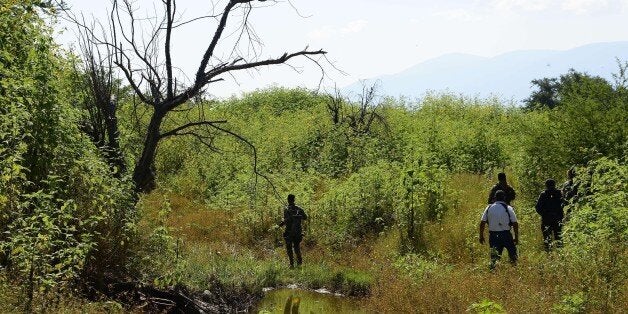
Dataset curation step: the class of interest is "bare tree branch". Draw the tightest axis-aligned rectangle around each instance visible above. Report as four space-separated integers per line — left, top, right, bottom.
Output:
165 0 174 99
160 120 228 138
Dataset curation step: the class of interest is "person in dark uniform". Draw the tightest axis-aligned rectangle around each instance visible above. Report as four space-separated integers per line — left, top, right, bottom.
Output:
535 179 564 251
562 168 578 204
279 194 307 268
561 168 578 218
488 172 516 205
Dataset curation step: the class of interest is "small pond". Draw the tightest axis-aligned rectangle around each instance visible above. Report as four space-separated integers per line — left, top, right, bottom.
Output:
255 288 365 313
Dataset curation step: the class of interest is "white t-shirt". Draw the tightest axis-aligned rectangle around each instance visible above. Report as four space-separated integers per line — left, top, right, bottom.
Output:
481 201 518 232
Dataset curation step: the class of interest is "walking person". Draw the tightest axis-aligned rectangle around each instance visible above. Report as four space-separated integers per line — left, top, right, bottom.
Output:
279 194 308 268
488 172 516 205
535 179 564 251
479 190 519 270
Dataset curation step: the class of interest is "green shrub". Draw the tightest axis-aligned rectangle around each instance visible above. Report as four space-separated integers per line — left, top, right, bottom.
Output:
468 299 505 314
553 292 587 314
0 2 136 308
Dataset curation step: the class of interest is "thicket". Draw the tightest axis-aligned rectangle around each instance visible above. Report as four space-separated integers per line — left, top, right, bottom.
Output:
0 1 626 311
0 2 135 310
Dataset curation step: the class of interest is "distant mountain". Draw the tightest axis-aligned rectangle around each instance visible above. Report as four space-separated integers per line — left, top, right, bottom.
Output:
344 41 628 103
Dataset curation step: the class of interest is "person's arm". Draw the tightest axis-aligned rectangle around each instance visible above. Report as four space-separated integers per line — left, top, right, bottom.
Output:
479 221 487 244
512 222 519 245
279 208 288 226
301 208 308 220
535 193 544 216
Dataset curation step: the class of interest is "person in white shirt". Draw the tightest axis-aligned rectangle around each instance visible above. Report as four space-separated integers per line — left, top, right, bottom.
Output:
479 190 519 269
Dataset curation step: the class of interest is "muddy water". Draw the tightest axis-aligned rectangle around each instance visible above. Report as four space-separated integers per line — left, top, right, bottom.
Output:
255 288 365 313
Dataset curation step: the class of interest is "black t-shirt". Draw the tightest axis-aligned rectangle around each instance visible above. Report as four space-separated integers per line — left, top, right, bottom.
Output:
535 189 564 222
283 205 307 239
488 183 516 205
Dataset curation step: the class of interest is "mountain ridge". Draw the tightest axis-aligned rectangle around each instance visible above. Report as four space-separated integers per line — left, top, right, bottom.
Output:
345 41 628 102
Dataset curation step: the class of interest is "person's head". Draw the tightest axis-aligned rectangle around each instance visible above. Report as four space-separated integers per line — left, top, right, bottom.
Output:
545 179 556 190
287 194 295 205
495 190 506 202
567 167 576 180
498 172 507 184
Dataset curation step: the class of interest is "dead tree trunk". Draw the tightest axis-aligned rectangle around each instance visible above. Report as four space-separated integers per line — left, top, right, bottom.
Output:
132 112 164 192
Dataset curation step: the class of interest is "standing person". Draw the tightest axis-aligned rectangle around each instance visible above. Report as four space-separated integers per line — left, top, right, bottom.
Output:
488 172 516 205
535 179 564 251
562 168 578 205
279 194 308 268
479 190 519 270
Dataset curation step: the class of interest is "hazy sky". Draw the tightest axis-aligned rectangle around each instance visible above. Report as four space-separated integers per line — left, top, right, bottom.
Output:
57 0 628 98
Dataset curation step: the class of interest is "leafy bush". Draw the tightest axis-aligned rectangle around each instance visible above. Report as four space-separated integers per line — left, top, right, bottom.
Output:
318 161 401 244
560 157 627 311
0 2 136 308
553 291 587 314
468 299 505 314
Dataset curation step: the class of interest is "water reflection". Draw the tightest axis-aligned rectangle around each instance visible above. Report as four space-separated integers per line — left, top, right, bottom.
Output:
255 288 365 313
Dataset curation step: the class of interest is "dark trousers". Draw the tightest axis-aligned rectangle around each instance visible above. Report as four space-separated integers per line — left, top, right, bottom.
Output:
541 221 562 251
285 237 302 267
489 231 517 268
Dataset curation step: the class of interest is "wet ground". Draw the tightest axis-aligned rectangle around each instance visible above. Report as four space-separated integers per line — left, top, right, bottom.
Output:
255 287 364 313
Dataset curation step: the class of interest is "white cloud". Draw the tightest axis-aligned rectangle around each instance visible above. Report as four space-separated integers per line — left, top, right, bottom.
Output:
491 0 550 12
489 0 627 14
433 9 483 22
308 26 335 40
308 20 368 40
561 0 609 14
340 20 369 34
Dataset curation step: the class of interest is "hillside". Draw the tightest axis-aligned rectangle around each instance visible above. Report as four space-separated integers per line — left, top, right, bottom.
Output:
345 41 628 101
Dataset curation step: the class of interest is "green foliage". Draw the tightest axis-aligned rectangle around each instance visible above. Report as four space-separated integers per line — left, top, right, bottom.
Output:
515 69 627 196
564 158 627 248
559 158 627 311
398 159 447 253
393 253 450 282
553 291 587 314
468 299 506 314
330 269 373 296
0 1 136 307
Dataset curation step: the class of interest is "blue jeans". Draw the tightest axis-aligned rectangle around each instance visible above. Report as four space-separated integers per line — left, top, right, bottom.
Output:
489 230 517 268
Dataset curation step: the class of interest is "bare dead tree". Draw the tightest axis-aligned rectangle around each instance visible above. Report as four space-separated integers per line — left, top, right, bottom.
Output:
65 0 326 192
327 83 387 135
74 21 126 175
326 86 344 125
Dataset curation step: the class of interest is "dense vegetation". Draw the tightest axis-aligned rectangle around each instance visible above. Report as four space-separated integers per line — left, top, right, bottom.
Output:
0 1 626 312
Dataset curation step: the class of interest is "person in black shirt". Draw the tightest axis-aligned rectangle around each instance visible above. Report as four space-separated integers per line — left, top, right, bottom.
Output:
279 194 308 268
488 172 516 205
535 179 564 251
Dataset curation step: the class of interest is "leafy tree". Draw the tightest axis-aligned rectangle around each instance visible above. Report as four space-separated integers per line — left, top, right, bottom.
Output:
525 77 560 110
524 69 612 110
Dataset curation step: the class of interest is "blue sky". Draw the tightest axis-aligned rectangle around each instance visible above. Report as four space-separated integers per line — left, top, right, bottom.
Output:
57 0 628 98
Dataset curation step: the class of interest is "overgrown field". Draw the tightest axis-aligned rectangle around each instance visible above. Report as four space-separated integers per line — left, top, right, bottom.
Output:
1 1 627 312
